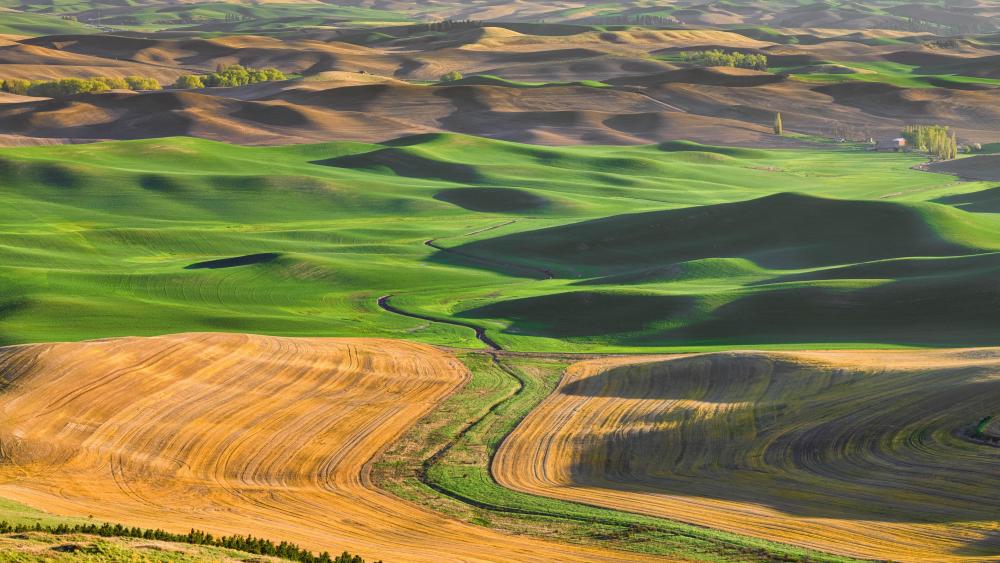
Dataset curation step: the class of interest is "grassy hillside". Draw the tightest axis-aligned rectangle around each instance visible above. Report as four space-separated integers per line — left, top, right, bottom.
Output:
373 353 861 562
0 134 996 351
0 11 93 35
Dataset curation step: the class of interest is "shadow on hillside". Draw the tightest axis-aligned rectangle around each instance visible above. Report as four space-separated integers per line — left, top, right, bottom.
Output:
934 186 1000 213
433 187 550 213
457 291 698 338
563 353 1000 526
431 193 985 279
185 253 281 270
456 274 1000 348
312 149 484 184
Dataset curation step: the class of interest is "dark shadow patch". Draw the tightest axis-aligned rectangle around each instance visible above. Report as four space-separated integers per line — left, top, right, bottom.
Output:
435 193 988 278
138 174 183 193
434 187 550 213
313 148 483 184
185 253 281 270
924 77 996 91
232 102 312 126
563 352 1000 527
665 276 1000 347
934 186 1000 212
457 291 697 338
33 163 82 189
208 175 268 192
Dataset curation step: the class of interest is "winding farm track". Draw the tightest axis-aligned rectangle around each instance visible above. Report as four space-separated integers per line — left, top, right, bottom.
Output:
496 350 1000 562
0 333 645 562
378 294 503 350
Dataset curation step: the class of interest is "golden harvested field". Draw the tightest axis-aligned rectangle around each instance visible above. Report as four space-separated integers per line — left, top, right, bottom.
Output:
496 350 1000 562
0 333 642 563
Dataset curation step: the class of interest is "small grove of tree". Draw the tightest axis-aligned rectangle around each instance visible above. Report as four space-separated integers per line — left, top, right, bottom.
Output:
1 76 161 97
172 74 206 89
679 49 768 71
0 520 377 563
594 13 676 26
172 64 286 89
415 19 484 32
439 71 463 83
902 124 958 160
774 112 783 135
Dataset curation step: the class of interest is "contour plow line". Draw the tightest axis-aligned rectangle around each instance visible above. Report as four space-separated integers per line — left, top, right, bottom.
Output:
0 333 647 562
494 349 1000 562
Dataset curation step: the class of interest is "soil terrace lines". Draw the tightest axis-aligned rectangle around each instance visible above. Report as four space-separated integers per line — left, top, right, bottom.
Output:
0 333 644 562
495 350 1000 562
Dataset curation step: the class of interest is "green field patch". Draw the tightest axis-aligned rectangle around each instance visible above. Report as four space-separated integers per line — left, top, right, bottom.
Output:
0 134 994 350
437 193 999 278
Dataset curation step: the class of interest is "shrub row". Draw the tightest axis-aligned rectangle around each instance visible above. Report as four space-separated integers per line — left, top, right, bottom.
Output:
1 76 161 97
679 49 768 71
0 521 377 563
172 64 286 89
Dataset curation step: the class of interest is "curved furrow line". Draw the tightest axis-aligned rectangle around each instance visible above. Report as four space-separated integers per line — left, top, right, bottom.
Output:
495 350 1000 562
0 333 643 563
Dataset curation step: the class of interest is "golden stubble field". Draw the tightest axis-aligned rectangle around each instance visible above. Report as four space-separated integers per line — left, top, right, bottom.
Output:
0 333 643 563
495 350 1000 562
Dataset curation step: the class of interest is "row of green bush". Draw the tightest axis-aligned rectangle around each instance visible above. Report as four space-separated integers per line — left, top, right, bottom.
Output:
1 65 287 98
1 76 161 97
172 64 286 89
679 49 768 71
0 521 376 563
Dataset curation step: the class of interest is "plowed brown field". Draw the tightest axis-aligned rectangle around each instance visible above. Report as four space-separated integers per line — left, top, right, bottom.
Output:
0 333 643 562
496 350 1000 562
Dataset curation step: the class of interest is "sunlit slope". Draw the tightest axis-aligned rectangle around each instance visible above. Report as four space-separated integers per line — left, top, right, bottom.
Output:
451 193 1000 349
496 350 1000 561
444 192 1000 276
0 333 642 562
0 135 994 351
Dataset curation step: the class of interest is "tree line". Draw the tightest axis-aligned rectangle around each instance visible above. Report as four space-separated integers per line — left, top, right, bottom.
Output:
414 20 485 32
902 124 958 160
0 520 377 563
1 76 161 97
172 64 286 89
592 14 676 26
679 49 768 71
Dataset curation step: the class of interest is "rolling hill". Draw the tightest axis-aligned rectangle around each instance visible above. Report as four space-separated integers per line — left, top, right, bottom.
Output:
0 333 638 562
0 134 996 352
496 350 1000 561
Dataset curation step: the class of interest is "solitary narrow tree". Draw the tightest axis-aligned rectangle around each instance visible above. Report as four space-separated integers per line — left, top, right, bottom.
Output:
773 112 783 135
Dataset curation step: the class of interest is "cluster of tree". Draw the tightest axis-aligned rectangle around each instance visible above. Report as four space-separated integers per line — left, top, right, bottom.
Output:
414 20 484 32
1 76 161 97
223 12 253 22
592 14 677 26
0 521 377 563
439 71 463 82
829 123 877 143
679 49 768 71
888 17 992 35
902 124 958 160
171 64 286 89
